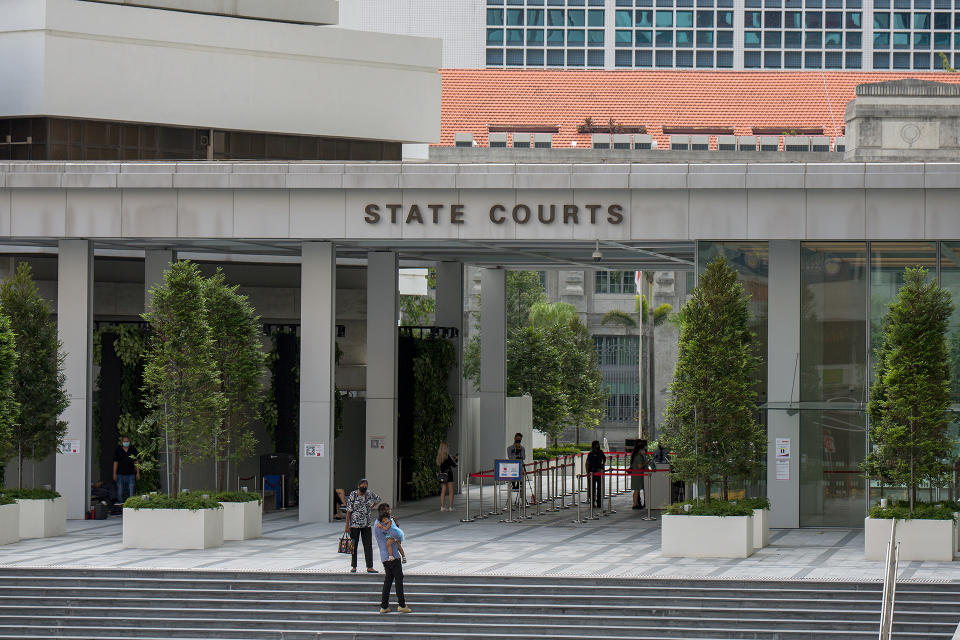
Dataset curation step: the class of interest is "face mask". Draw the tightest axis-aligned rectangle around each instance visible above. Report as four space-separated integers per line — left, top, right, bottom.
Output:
358 486 367 494
122 442 130 448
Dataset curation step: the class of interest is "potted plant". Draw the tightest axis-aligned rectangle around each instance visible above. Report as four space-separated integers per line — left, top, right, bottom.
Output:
863 267 957 562
215 491 262 540
0 494 19 545
659 257 767 559
661 500 755 558
122 492 223 550
2 488 65 539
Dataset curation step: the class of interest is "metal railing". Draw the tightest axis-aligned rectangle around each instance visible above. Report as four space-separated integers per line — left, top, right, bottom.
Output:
878 518 900 640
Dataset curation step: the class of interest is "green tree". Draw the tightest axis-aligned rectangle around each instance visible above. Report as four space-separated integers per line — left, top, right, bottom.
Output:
660 257 764 502
142 261 226 495
203 269 267 492
0 263 69 488
507 325 567 444
0 312 20 482
864 267 954 514
410 337 456 498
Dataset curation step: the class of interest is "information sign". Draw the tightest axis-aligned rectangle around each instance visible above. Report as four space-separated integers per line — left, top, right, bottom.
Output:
494 459 522 482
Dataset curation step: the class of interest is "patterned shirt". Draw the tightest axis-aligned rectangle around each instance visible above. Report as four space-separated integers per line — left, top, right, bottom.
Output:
345 489 381 528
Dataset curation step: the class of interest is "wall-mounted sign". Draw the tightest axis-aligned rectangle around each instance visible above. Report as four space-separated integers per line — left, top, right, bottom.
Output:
304 443 325 458
362 203 624 226
494 459 523 482
370 437 386 450
776 437 791 459
60 439 80 455
776 459 790 480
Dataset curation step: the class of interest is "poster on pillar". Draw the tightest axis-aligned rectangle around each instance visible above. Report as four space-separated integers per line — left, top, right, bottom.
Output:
304 443 325 458
59 440 80 454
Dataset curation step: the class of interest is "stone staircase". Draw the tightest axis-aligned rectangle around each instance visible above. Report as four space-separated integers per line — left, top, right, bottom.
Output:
0 568 956 639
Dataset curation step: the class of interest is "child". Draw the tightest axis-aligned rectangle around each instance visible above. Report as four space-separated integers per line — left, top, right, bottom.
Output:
376 513 406 562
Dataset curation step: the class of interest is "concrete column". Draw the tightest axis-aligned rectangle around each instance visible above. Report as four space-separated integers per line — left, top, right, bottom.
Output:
144 249 174 308
366 252 399 506
478 268 507 472
435 262 464 479
767 240 801 529
299 242 337 522
55 240 93 519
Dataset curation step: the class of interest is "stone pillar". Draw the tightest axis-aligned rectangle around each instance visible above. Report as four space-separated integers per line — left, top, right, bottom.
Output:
366 252 399 506
435 262 464 479
55 240 93 519
478 268 507 472
299 242 337 523
144 249 174 308
767 240 801 529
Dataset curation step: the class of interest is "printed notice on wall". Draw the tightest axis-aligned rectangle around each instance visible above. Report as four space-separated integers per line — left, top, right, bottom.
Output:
370 437 386 450
304 443 325 458
776 437 791 459
776 459 790 480
59 439 80 455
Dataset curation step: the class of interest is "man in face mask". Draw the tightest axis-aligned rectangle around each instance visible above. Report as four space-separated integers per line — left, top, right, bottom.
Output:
112 436 140 506
344 479 381 573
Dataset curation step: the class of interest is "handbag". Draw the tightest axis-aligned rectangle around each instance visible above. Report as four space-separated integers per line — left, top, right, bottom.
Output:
437 471 449 484
337 533 354 554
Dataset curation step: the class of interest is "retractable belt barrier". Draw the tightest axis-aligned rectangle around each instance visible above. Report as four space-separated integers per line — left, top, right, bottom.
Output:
460 452 668 525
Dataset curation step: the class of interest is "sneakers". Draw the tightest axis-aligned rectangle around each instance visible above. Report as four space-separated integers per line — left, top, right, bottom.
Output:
366 568 378 574
397 606 412 613
350 567 357 573
379 608 390 614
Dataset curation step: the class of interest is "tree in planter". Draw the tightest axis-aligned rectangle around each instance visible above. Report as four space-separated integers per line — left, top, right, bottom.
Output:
142 261 225 496
864 267 953 514
0 263 69 488
0 312 20 482
660 256 765 502
409 337 456 499
507 325 568 445
203 270 267 492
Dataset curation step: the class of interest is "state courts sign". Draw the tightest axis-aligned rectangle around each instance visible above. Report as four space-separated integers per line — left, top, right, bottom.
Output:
362 202 625 227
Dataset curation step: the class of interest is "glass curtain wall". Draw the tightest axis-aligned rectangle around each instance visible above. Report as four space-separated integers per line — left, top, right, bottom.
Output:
799 242 867 527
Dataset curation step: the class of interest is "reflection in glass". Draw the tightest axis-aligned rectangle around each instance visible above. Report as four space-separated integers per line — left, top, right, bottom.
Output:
800 243 867 404
800 410 866 527
938 242 960 404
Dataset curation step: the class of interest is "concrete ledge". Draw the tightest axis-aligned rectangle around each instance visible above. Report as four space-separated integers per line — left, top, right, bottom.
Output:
630 164 687 189
16 497 66 539
661 514 754 559
753 508 770 550
123 507 224 549
79 0 340 25
0 503 19 546
864 516 955 562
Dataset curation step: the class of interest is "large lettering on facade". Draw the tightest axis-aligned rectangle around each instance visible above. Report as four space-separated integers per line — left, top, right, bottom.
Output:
362 203 624 225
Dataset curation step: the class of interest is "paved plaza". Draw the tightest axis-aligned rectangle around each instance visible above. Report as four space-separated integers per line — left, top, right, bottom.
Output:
0 487 957 584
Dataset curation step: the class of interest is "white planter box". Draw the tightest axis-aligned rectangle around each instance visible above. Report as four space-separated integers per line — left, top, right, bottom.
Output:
864 516 956 562
16 497 66 539
0 503 19 545
220 500 261 541
122 507 223 550
661 514 754 559
753 508 770 550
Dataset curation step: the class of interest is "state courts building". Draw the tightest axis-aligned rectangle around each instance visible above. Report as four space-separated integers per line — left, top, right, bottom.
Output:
2 0 960 530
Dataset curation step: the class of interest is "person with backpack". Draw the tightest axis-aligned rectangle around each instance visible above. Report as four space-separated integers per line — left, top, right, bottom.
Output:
586 440 606 510
436 442 458 512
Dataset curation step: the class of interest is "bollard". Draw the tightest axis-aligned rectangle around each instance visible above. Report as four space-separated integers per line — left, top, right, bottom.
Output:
586 473 600 520
460 476 474 523
475 475 489 520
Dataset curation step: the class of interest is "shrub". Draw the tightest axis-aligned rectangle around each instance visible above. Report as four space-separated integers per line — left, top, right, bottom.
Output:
0 494 15 506
665 500 754 517
2 488 60 500
214 491 262 504
868 501 957 521
738 497 771 511
123 492 222 511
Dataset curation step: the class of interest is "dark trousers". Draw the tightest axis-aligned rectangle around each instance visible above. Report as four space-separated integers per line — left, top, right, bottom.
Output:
350 527 373 569
591 472 603 508
381 558 406 608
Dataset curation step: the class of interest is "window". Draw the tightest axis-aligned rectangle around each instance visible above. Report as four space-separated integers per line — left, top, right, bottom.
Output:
655 10 673 26
717 49 734 66
765 50 782 66
845 51 862 66
656 29 674 45
825 10 843 26
717 30 734 45
825 31 843 46
697 29 715 44
588 8 605 25
616 29 633 45
806 10 822 27
874 51 890 66
588 49 605 66
677 49 695 65
568 8 586 24
677 29 694 45
874 11 890 27
697 50 714 66
637 9 653 25
746 10 763 25
697 10 714 26
567 28 586 44
806 31 822 46
616 9 633 25
588 29 605 45
677 9 694 25
874 31 890 46
486 48 504 65
568 49 586 65
765 10 782 26
507 8 524 24
745 30 762 46
528 8 544 24
594 336 640 424
596 271 638 295
506 48 524 65
547 48 565 65
847 31 862 47
487 8 504 25
718 10 733 25
506 28 524 44
765 30 782 46
914 11 930 27
487 28 504 44
785 50 803 66
786 10 803 25
527 49 545 65
636 49 654 65
785 30 803 46
527 29 545 44
548 9 565 25
636 29 654 44
745 50 762 66
805 50 822 66
548 29 565 43
616 49 633 66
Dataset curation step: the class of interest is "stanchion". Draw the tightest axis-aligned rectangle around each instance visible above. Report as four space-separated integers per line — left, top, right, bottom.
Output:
565 455 576 508
640 471 657 521
474 474 489 520
535 462 542 517
571 473 585 524
460 476 474 523
606 471 616 515
586 473 600 520
500 483 518 523
488 478 502 516
545 457 559 512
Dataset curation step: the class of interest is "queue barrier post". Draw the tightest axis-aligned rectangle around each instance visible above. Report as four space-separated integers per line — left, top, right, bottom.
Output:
571 473 585 524
500 482 518 523
606 470 616 515
545 457 559 513
475 474 489 520
460 475 474 523
586 473 599 520
640 469 657 522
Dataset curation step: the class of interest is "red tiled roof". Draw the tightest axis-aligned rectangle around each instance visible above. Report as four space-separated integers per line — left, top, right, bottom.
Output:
439 70 960 148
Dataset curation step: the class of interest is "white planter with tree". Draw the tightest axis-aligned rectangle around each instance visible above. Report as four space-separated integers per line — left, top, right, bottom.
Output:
122 494 223 549
218 492 262 540
658 257 768 559
0 500 19 545
5 489 66 538
863 267 956 562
